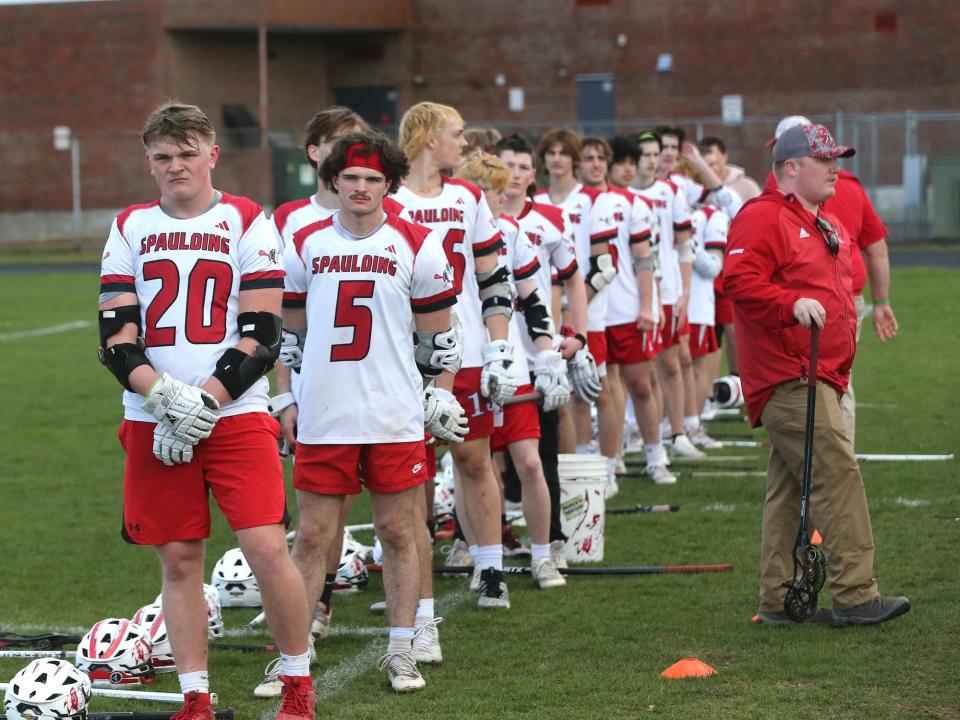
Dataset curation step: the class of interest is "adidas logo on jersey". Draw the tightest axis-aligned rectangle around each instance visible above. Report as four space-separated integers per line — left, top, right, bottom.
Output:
799 228 810 238
455 197 465 205
215 220 230 232
385 244 396 254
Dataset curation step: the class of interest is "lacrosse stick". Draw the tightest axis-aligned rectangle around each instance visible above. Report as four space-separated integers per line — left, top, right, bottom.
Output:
606 504 679 515
0 685 216 705
433 563 732 576
782 325 828 622
0 650 73 659
0 633 80 649
89 713 234 720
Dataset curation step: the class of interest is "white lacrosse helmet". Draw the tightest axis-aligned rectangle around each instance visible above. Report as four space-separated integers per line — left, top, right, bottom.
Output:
335 550 369 593
341 529 374 563
713 375 744 409
4 658 92 720
202 583 225 638
434 480 455 525
131 604 174 673
74 618 153 687
212 547 261 607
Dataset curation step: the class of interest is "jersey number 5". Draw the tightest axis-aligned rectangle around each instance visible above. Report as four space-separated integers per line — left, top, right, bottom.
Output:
441 229 466 295
330 280 375 362
143 259 233 346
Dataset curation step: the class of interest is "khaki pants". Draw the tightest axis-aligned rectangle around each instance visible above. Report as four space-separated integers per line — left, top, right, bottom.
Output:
758 380 878 611
840 293 866 447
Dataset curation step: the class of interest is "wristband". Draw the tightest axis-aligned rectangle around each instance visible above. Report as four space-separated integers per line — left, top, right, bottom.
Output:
574 332 588 349
268 391 296 417
873 298 889 305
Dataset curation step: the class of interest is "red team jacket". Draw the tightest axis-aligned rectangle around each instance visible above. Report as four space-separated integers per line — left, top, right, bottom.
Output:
724 189 857 427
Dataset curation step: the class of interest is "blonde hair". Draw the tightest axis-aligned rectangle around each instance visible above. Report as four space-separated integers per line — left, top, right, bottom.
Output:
455 150 510 193
463 127 502 155
398 102 463 161
141 101 216 149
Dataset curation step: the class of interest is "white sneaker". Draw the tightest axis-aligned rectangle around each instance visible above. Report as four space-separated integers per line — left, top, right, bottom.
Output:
378 651 425 692
310 600 332 639
411 617 443 665
369 600 387 615
549 539 568 569
443 538 473 569
690 426 724 450
701 398 717 421
605 475 620 500
646 463 677 485
670 433 706 458
469 565 481 592
253 657 282 698
476 568 510 609
531 557 566 589
615 456 627 475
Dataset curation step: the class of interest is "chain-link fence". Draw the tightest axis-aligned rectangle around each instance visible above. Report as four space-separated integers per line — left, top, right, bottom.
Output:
4 111 959 248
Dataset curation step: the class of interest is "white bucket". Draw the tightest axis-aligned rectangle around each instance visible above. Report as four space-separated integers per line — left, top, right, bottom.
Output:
557 453 607 563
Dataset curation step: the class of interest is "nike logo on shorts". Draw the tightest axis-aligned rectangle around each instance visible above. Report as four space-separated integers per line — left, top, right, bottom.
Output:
412 462 425 474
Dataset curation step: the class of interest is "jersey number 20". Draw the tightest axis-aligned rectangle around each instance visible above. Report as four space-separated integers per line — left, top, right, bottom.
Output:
143 259 232 346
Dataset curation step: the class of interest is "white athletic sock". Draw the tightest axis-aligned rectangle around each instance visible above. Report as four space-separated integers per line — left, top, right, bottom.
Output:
644 443 659 465
416 598 435 620
474 543 503 571
605 456 617 482
531 543 551 563
178 670 209 695
575 443 593 454
685 415 700 434
388 626 414 654
279 650 311 678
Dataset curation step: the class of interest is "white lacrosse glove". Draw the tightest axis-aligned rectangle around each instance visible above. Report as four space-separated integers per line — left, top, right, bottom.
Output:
423 386 469 444
480 339 518 404
152 422 195 466
567 348 602 403
534 349 571 412
278 328 305 369
142 372 221 443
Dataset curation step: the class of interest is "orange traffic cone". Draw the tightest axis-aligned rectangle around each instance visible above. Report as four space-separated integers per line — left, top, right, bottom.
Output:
661 658 717 679
811 529 823 545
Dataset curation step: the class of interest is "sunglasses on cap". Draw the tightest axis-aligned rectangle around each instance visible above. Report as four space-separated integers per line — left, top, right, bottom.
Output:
814 215 840 256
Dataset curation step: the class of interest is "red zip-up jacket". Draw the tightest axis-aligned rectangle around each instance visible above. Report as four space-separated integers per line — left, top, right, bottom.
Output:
724 189 857 427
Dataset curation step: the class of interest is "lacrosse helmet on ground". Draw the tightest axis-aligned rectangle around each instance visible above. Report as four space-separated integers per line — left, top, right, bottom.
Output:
335 550 369 593
74 618 153 686
212 547 261 607
4 658 92 720
131 604 174 673
713 375 744 409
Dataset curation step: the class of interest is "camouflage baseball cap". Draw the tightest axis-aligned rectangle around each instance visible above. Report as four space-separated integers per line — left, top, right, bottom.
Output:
773 123 855 162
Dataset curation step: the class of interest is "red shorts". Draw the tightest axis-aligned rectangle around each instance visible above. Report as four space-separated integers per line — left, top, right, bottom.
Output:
605 322 659 365
660 304 690 348
715 289 734 326
452 366 495 441
688 324 719 358
587 331 608 367
119 414 287 545
491 383 541 451
294 440 428 495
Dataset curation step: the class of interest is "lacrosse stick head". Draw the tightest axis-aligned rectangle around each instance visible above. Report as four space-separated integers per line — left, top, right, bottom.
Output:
782 543 829 622
5 658 92 720
74 619 153 687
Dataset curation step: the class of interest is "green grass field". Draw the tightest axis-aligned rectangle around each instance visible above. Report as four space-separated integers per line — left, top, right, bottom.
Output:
0 267 958 719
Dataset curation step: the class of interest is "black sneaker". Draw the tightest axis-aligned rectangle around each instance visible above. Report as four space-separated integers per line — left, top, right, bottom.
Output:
831 596 911 627
754 608 832 625
476 568 510 609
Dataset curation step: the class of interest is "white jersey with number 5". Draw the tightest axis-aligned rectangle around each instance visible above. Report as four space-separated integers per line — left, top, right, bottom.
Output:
283 211 456 444
393 178 502 369
99 193 285 422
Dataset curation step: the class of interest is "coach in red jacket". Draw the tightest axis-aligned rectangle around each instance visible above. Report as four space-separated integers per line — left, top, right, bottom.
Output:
724 123 910 627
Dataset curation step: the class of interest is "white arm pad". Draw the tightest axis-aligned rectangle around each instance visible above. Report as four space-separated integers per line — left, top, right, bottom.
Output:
693 248 723 279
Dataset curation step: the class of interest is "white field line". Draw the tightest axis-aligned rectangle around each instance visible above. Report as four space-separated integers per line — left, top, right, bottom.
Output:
258 584 473 720
692 471 766 478
856 453 954 462
856 402 899 409
0 320 90 341
894 497 931 507
0 623 88 635
220 625 387 639
703 503 737 512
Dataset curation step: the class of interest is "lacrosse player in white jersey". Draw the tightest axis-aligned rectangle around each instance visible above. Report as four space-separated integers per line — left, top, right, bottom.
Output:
456 150 570 589
281 131 464 692
395 102 516 610
495 133 590 568
98 102 314 720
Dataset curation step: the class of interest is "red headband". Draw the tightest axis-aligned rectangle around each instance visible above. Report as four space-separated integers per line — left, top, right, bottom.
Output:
343 144 386 175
